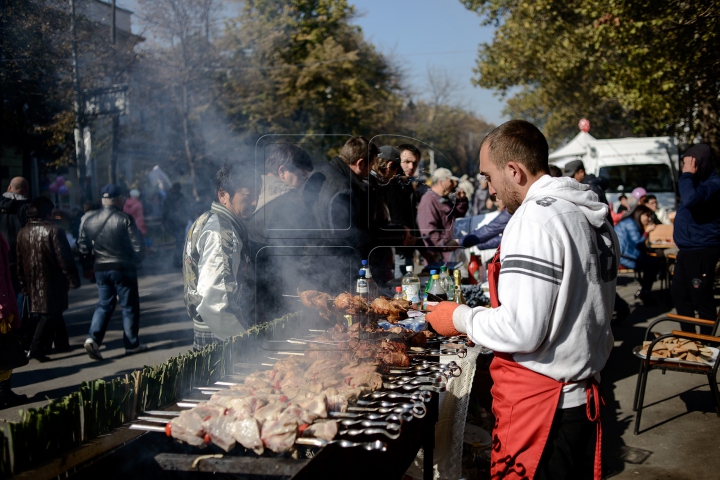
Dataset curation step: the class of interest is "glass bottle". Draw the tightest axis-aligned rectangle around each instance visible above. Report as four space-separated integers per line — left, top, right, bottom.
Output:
402 266 421 305
453 269 466 305
439 266 454 301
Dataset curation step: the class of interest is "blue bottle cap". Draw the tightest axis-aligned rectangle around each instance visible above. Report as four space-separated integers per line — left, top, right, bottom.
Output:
430 269 437 275
359 270 365 276
361 260 368 266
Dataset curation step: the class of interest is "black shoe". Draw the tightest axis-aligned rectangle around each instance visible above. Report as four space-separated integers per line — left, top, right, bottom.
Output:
0 379 28 409
27 351 51 363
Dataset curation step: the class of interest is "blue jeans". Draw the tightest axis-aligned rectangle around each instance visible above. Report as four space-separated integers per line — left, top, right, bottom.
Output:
88 270 140 349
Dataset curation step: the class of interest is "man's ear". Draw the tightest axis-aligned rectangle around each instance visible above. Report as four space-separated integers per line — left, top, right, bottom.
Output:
217 189 227 203
505 161 525 185
355 158 366 171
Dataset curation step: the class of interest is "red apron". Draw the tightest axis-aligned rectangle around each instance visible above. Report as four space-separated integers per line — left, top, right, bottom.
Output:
486 247 603 480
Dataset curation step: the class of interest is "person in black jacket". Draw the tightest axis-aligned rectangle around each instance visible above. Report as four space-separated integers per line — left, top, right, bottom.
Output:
0 177 30 303
78 184 146 360
672 144 720 331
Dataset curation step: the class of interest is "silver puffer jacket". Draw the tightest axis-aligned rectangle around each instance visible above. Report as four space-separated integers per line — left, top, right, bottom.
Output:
183 202 253 339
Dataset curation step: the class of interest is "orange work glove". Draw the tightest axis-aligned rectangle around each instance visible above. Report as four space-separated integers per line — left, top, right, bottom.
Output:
425 301 461 337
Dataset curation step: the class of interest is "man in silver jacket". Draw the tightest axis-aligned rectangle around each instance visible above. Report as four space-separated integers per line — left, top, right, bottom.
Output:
183 163 257 350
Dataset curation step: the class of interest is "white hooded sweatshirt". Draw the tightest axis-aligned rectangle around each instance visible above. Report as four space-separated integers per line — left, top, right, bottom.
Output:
453 175 619 408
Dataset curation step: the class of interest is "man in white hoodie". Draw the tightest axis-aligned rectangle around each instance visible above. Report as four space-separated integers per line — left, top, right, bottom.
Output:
427 120 618 480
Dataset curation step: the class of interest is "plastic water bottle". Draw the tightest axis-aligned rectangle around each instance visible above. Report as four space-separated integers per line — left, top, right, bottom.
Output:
393 286 405 301
356 269 369 302
402 266 421 305
439 266 454 301
424 269 438 294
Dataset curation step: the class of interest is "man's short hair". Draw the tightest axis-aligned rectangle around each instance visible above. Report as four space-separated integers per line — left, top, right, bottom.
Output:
397 144 421 160
27 196 54 219
215 162 257 195
645 194 657 202
265 143 313 175
548 165 562 177
338 137 379 165
480 120 549 176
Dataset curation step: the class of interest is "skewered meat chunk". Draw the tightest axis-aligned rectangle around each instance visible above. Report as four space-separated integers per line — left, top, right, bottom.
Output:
378 351 411 367
335 292 369 314
169 410 206 448
254 402 286 425
372 297 409 323
298 289 334 319
261 410 298 453
304 421 338 441
231 418 264 454
202 414 236 452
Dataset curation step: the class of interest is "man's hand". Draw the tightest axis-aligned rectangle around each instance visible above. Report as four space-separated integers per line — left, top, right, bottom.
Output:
681 156 697 174
425 301 462 336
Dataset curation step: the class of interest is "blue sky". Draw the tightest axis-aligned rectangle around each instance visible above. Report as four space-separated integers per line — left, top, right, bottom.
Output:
119 0 506 125
351 0 506 125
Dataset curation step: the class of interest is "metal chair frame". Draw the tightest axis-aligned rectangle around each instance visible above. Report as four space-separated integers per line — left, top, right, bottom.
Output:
633 314 720 435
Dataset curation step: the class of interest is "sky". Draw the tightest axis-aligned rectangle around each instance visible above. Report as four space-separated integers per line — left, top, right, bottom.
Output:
350 0 506 125
117 0 507 126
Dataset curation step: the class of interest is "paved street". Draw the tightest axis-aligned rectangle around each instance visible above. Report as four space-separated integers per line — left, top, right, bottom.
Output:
1 255 719 479
0 246 193 422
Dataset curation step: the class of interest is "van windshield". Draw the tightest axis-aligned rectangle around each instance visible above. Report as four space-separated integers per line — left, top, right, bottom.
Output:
598 164 674 193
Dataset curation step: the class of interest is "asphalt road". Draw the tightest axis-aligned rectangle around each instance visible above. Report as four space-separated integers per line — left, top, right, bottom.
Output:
0 246 193 422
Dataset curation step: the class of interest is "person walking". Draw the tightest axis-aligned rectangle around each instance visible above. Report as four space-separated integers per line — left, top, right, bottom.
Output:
123 189 147 236
78 184 146 360
671 144 720 331
426 120 617 480
0 177 30 306
17 197 80 361
0 231 28 408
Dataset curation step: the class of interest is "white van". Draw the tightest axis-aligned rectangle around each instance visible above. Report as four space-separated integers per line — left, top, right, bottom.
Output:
549 132 679 211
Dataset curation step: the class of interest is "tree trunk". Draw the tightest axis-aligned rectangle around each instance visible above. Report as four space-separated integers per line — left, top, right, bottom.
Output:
182 83 198 200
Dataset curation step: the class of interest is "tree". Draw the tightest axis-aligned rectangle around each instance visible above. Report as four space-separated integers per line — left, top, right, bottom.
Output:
461 0 720 151
220 0 404 152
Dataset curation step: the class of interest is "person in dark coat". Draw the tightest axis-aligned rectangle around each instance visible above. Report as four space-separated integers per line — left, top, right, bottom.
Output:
16 197 80 361
0 231 27 407
671 144 720 331
163 183 191 268
79 184 146 360
459 198 512 250
247 144 316 322
0 177 30 302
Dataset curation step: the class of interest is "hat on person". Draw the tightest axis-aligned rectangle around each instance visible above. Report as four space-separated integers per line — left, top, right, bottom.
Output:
631 187 647 200
432 168 459 183
129 189 140 199
377 145 400 163
101 183 122 198
563 159 585 177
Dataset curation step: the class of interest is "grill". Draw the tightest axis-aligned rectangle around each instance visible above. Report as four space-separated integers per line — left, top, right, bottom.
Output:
124 311 471 480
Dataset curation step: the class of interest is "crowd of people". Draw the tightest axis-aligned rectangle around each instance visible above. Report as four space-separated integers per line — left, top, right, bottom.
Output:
0 125 719 413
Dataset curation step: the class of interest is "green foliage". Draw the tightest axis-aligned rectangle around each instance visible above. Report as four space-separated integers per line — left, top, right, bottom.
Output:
220 0 403 150
462 0 720 150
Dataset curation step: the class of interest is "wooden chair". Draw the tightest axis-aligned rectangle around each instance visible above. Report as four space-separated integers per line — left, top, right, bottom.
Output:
633 313 720 434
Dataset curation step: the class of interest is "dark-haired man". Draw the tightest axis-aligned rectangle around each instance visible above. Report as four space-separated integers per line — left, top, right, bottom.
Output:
0 177 30 305
80 184 146 360
17 197 80 361
672 144 720 332
248 144 316 321
184 163 257 350
426 119 618 480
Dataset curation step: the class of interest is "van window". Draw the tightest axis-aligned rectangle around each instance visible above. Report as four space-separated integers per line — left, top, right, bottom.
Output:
598 164 674 193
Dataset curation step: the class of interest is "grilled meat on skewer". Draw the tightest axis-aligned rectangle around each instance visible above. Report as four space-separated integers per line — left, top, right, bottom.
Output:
371 297 410 323
298 288 334 319
334 292 370 314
